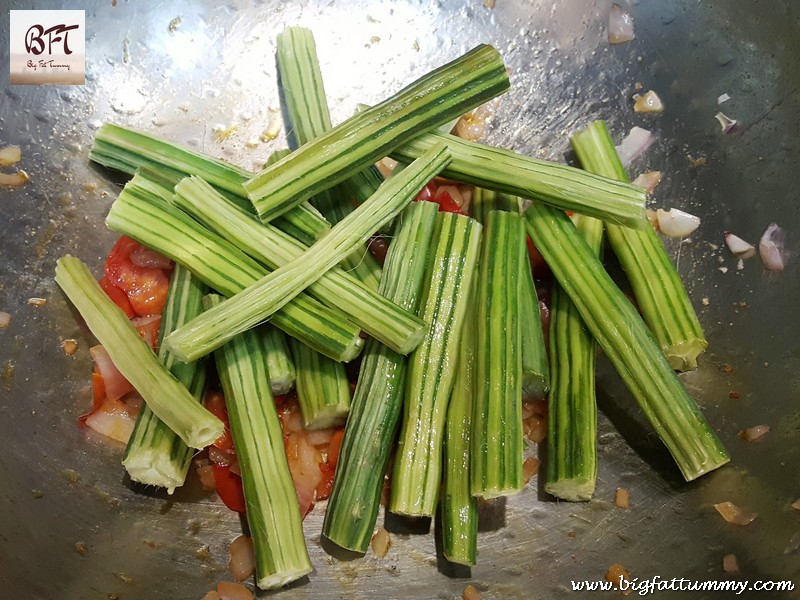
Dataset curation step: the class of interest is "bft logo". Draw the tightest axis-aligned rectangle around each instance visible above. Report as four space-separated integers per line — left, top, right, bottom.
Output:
10 10 85 85
25 23 80 56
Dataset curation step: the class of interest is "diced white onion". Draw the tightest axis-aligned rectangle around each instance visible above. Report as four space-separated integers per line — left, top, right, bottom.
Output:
722 554 739 573
759 223 786 272
196 464 216 491
217 581 254 600
463 585 482 600
715 112 738 134
85 398 137 443
89 345 135 400
370 527 392 558
633 91 664 113
739 424 770 442
522 457 540 485
228 535 255 581
615 127 655 167
614 487 631 509
631 171 663 194
305 427 334 446
714 501 757 526
656 208 700 238
724 232 756 259
209 445 234 467
608 4 635 44
718 93 731 104
0 170 29 187
0 145 22 167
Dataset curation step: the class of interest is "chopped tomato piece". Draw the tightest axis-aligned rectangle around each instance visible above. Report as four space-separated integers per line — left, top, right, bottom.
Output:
414 182 437 202
132 315 162 352
204 391 235 452
79 371 107 426
430 189 466 215
526 235 550 278
328 428 345 468
98 276 136 318
104 236 172 317
212 464 247 513
315 461 335 501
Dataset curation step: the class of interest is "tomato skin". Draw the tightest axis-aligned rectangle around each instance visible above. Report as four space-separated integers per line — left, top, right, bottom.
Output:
79 371 107 426
212 464 247 513
315 461 335 501
526 235 550 278
431 189 466 215
204 391 235 452
98 276 136 318
414 182 437 202
328 429 345 468
413 180 466 215
104 236 172 317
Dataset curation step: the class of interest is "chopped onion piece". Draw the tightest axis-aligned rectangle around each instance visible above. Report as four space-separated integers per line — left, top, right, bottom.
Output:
522 457 540 484
715 112 738 134
0 145 22 167
632 171 663 194
759 223 786 272
209 445 234 467
714 501 757 526
62 339 79 356
0 170 29 188
370 526 391 558
783 532 800 556
722 554 739 573
646 208 659 229
90 344 135 400
260 107 282 142
615 127 655 167
738 424 770 442
656 208 700 238
608 4 635 44
0 311 10 329
463 585 482 600
196 464 216 491
615 487 631 509
724 232 756 259
305 427 334 446
718 93 731 104
377 157 398 177
217 581 254 600
523 414 547 444
85 397 138 443
606 563 632 587
228 535 255 581
792 499 800 512
633 91 664 113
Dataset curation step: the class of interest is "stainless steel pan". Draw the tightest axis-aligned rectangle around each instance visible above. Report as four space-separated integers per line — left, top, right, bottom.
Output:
1 1 798 598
